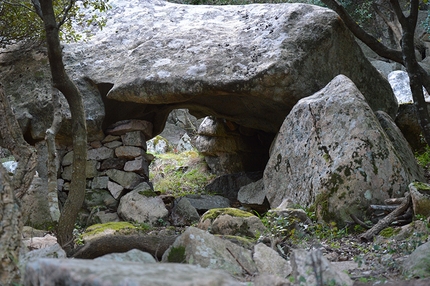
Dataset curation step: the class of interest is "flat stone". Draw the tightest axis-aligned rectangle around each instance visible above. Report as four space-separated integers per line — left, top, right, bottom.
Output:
87 147 114 161
122 131 147 149
115 146 145 160
107 180 124 199
106 120 153 139
124 157 149 178
24 258 240 286
105 169 144 189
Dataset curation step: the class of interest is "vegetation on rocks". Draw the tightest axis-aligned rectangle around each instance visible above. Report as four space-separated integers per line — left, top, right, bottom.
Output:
149 149 215 196
201 208 255 221
79 221 152 244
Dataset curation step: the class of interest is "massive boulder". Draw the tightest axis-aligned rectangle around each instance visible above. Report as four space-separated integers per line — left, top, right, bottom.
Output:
0 0 396 145
264 75 423 224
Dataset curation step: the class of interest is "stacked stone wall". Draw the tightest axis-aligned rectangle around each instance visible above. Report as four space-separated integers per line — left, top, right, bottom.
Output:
57 120 154 225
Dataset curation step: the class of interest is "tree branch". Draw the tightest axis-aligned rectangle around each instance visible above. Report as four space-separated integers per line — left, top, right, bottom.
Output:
321 0 403 64
372 2 402 47
31 0 43 19
58 0 76 28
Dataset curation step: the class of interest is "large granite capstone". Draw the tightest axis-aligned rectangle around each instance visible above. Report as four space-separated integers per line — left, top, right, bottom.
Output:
0 0 397 142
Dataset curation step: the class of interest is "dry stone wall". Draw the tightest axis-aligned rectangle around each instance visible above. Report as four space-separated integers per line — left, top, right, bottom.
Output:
58 120 154 224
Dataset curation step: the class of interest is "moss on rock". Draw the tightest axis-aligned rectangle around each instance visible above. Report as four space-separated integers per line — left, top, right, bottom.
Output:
201 208 254 221
167 246 186 263
379 227 400 238
83 221 150 242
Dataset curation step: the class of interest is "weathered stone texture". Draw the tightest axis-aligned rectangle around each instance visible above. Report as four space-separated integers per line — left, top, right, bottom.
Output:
264 75 422 224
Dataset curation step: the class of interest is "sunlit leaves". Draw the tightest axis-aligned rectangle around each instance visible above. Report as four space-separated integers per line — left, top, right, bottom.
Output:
0 0 110 47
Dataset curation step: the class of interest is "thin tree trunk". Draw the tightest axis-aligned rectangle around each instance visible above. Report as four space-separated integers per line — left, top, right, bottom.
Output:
0 83 37 284
373 0 402 48
390 0 430 145
40 0 88 251
0 164 22 284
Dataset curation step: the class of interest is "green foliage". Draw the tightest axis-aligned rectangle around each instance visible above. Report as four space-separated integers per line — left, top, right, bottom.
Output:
416 145 430 167
338 0 373 26
0 0 110 47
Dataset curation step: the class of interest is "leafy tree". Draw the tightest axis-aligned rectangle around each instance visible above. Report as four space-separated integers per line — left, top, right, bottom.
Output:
321 0 430 146
0 0 109 282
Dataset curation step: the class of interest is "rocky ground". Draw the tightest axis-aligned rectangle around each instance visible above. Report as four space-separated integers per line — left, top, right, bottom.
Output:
146 148 430 285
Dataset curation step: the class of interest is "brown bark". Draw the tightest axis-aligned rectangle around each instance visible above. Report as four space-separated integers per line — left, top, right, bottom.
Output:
39 0 88 251
0 84 37 284
321 0 430 146
0 164 22 284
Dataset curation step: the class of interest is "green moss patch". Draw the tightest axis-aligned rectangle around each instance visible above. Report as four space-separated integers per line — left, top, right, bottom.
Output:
138 190 157 197
202 208 254 221
167 246 186 263
412 182 430 192
83 221 150 242
149 150 215 196
379 227 400 238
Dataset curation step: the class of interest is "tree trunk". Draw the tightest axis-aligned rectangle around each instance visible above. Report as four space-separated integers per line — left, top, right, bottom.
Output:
0 163 22 284
0 83 37 284
40 0 88 251
321 0 430 146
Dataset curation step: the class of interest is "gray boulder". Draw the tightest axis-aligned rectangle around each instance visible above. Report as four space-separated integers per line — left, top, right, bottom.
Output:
375 110 424 181
21 176 59 229
237 179 269 213
403 240 430 278
117 183 168 225
264 75 422 224
95 249 156 263
1 0 397 144
185 194 230 213
253 243 292 279
409 182 430 218
388 70 430 104
162 226 258 277
20 244 66 278
198 208 266 237
395 103 430 152
291 249 353 286
24 258 241 286
170 197 201 226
